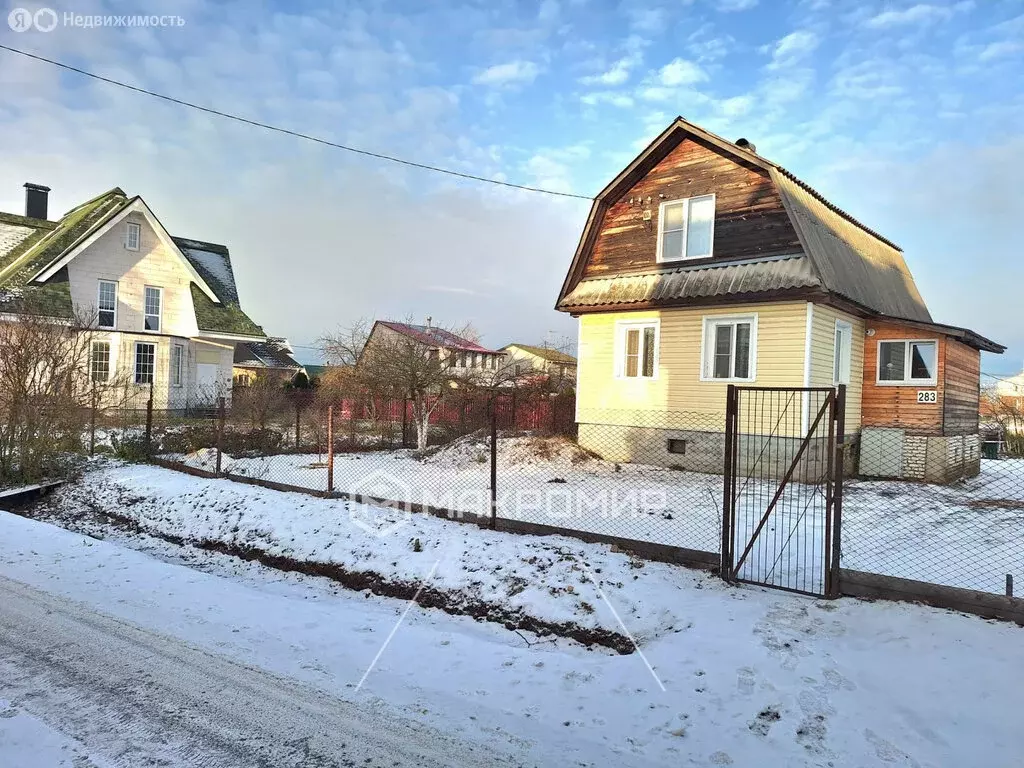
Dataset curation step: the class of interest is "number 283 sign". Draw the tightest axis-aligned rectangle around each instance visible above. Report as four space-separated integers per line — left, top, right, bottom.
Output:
917 390 937 404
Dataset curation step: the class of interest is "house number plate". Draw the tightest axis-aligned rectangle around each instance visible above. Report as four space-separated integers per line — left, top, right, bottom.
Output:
917 390 937 404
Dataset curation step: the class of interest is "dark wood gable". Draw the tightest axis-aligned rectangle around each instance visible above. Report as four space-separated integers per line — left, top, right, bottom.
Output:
583 135 802 279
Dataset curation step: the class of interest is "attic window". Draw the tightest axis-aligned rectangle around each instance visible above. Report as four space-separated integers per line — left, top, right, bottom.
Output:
126 222 141 251
657 195 716 262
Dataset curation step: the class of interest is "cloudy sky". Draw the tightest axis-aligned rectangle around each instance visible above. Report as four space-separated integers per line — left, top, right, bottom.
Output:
0 0 1021 372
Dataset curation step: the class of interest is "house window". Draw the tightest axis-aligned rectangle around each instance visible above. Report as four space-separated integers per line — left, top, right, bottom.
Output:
657 194 716 262
90 341 110 382
878 340 937 385
617 321 658 379
97 280 117 329
144 286 162 332
702 315 756 381
134 342 156 384
834 320 852 385
126 222 141 251
171 344 184 387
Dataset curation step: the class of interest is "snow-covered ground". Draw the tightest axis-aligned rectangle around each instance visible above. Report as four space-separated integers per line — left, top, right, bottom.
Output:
171 437 1024 595
2 483 1022 767
0 698 111 768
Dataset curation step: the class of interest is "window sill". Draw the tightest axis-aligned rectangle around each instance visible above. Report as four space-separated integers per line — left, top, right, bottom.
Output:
699 376 756 384
875 380 938 387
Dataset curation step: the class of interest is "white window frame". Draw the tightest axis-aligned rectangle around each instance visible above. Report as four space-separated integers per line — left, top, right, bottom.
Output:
875 338 938 386
96 279 117 329
90 340 111 383
614 319 660 380
144 285 162 332
833 320 853 385
134 341 156 385
125 221 141 251
700 314 758 383
171 343 184 387
655 193 716 263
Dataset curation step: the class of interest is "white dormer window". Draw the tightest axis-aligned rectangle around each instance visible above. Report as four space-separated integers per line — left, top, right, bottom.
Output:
125 222 141 251
657 194 716 262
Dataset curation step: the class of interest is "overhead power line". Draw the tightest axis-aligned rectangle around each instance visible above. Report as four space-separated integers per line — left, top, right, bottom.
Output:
0 44 594 201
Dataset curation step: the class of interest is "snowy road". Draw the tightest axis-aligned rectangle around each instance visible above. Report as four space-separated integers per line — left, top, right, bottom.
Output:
0 575 514 768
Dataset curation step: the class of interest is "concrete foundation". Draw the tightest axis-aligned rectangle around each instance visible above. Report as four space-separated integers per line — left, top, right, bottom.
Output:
577 422 834 481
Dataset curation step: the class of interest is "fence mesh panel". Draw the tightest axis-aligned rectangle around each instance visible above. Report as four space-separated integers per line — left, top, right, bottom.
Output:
141 386 1023 602
840 434 1021 596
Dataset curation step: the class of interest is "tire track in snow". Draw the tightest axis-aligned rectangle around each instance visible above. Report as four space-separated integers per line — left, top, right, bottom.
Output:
0 575 519 767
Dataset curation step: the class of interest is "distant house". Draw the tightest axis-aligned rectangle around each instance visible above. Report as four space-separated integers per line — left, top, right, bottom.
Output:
501 343 577 384
555 116 1003 483
991 369 1024 403
0 183 266 409
366 320 505 374
232 337 304 386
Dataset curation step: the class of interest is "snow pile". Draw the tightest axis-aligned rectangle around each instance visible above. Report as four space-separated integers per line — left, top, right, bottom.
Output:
165 448 234 473
44 462 712 646
424 435 596 471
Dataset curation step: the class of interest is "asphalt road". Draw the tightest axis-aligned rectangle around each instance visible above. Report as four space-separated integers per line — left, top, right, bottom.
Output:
0 574 519 768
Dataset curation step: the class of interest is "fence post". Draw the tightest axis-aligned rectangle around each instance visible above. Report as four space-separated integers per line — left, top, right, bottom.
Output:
89 383 98 458
1007 574 1014 598
144 384 154 458
721 384 736 581
829 384 847 598
327 404 334 495
490 402 498 530
401 397 409 448
215 396 225 475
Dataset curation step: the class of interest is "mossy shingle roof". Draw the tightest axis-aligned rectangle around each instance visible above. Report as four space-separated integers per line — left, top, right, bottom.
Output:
0 188 263 337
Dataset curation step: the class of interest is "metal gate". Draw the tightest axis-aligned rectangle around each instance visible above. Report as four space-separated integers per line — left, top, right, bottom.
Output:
721 385 846 597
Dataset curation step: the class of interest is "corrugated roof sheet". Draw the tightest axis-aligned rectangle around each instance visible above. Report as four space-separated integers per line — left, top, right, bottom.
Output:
559 254 821 309
378 321 499 353
234 338 302 369
771 170 932 323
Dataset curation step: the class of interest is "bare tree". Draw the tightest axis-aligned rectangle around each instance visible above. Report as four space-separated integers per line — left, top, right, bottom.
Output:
320 317 485 451
232 373 288 432
0 308 95 482
982 386 1024 456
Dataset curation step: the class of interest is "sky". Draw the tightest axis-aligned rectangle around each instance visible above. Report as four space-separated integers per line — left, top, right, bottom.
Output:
0 0 1022 371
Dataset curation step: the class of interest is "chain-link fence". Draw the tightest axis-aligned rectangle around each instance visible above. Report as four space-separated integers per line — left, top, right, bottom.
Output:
841 432 1020 597
144 386 1023 611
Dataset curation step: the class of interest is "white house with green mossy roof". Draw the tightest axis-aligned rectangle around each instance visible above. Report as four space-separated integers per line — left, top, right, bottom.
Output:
0 183 267 410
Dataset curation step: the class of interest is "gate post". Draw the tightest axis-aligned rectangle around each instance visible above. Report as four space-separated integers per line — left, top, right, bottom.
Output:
721 384 737 581
828 385 847 597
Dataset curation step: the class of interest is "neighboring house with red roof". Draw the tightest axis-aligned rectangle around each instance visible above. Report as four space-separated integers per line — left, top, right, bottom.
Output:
0 183 266 409
366 319 505 375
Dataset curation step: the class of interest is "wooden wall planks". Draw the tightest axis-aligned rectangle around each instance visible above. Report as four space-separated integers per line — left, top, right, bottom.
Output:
584 137 802 278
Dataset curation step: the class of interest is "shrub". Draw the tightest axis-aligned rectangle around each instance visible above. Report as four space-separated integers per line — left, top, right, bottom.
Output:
111 433 151 463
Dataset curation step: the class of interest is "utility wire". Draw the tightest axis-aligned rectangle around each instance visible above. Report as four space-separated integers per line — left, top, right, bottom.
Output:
0 44 594 201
